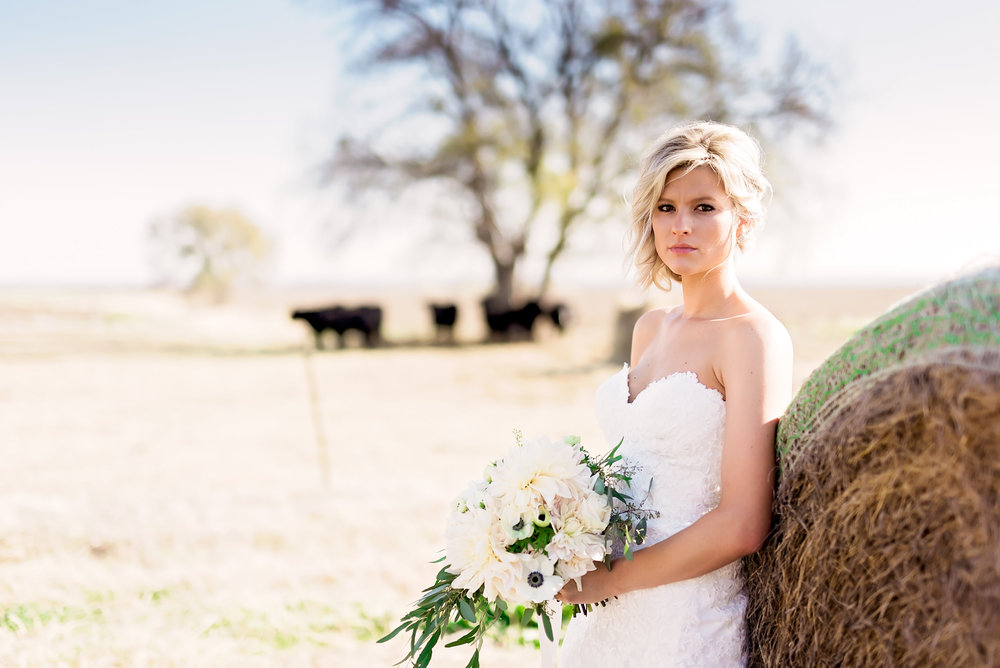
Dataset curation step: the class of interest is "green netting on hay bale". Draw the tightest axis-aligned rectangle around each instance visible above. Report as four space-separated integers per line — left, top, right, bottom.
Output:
777 266 1000 476
747 347 1000 667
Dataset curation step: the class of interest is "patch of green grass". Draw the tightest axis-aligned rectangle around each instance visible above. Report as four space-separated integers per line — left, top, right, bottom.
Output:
342 603 394 642
203 605 323 650
1 602 104 633
2 588 188 637
138 588 171 603
83 589 115 604
204 608 291 648
200 601 444 651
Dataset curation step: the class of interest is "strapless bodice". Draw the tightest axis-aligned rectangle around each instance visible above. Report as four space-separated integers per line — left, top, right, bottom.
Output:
595 364 727 543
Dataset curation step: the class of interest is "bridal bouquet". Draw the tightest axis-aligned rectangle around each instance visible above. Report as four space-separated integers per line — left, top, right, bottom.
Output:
379 432 656 667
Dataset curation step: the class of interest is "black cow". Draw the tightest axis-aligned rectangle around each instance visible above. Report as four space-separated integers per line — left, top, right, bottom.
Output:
481 298 571 341
429 303 459 343
291 305 383 349
481 298 545 341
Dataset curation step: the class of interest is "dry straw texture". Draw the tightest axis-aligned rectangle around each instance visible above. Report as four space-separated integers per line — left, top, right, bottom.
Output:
746 266 1000 667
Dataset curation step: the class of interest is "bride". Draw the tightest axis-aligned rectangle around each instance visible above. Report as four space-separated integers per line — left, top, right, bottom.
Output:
555 121 793 667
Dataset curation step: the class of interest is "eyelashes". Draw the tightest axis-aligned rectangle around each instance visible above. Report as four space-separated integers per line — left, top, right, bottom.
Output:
656 203 716 213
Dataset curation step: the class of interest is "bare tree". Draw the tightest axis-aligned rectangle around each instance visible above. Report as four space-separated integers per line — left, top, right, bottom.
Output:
327 0 829 309
148 205 272 302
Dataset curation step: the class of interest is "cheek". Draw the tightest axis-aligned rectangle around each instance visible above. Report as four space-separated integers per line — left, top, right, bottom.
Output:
709 217 737 245
650 219 669 243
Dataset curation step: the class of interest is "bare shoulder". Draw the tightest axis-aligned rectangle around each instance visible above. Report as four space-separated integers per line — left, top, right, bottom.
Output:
633 305 679 333
630 306 680 365
718 302 793 371
734 304 790 350
716 301 794 418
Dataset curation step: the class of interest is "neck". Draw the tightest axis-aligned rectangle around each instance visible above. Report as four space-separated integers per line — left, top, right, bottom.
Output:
679 261 744 319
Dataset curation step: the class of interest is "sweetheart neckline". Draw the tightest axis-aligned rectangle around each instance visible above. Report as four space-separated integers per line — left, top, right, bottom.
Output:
618 364 726 406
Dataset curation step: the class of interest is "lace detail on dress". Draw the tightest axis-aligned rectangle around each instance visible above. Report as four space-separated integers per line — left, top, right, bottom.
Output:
559 365 747 668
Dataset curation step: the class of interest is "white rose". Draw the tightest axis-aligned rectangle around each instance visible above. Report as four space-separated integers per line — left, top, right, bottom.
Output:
546 522 606 563
576 490 612 533
481 556 521 602
556 554 600 590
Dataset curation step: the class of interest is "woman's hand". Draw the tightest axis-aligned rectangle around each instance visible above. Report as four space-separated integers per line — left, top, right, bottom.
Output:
555 560 624 605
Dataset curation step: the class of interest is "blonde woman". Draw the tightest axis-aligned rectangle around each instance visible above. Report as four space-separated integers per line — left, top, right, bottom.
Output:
556 121 793 666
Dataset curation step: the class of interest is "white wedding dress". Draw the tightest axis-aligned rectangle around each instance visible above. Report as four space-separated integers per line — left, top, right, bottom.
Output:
558 364 747 667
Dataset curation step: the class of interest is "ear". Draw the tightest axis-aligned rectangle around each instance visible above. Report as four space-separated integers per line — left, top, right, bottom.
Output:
735 217 750 243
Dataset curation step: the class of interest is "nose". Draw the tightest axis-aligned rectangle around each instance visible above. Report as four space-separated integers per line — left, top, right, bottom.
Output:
671 210 691 236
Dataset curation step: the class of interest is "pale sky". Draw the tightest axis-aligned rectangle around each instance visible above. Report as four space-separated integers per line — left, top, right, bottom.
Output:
1 0 998 288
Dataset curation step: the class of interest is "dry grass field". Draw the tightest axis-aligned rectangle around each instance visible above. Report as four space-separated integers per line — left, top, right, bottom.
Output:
0 282 919 667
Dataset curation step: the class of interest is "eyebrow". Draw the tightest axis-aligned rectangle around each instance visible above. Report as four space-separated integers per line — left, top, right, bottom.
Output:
656 193 724 203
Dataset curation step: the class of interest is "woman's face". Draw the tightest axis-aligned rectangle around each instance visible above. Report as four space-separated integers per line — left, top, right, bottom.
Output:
651 165 742 279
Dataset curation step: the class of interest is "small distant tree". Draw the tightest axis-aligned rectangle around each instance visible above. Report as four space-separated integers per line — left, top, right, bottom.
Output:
148 205 272 302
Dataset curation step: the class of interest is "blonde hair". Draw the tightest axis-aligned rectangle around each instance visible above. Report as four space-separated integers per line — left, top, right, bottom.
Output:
626 121 772 289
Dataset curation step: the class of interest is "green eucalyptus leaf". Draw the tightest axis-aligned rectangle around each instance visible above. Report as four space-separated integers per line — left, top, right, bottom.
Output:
413 621 439 656
444 628 479 648
521 606 534 626
377 620 411 644
409 624 419 654
420 583 452 598
458 598 476 623
414 629 439 668
541 610 554 641
606 440 623 460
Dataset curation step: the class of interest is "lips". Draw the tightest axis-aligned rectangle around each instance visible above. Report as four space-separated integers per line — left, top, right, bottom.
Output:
669 245 696 254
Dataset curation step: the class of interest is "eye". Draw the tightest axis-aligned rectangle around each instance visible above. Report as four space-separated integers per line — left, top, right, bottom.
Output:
695 203 715 212
657 203 675 213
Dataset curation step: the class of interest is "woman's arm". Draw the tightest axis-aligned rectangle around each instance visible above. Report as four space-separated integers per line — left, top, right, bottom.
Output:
558 316 792 603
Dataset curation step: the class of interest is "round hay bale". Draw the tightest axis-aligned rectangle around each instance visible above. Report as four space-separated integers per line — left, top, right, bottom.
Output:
746 347 1000 667
777 266 1000 476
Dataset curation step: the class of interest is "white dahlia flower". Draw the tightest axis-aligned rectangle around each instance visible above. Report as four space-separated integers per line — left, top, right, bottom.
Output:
490 437 593 510
445 506 514 598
